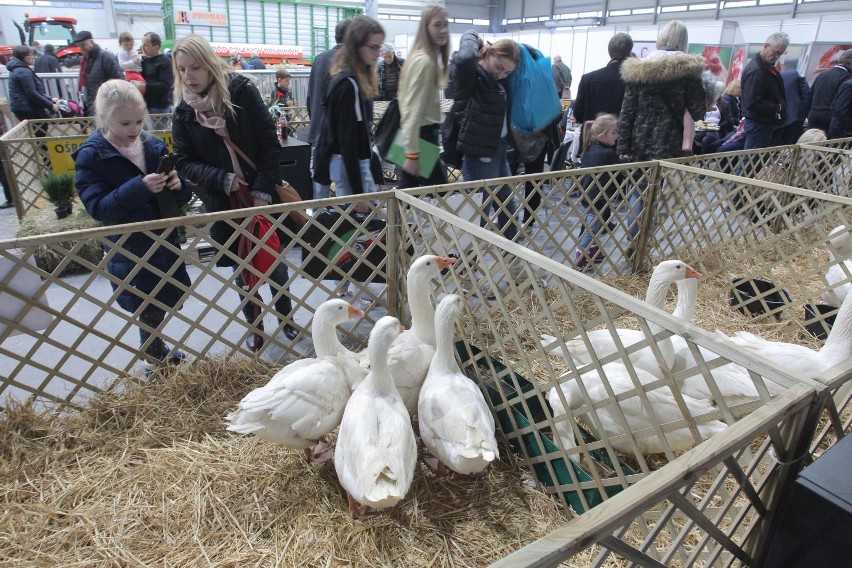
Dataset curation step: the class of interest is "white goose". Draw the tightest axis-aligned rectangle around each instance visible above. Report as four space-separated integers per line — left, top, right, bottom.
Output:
360 254 456 415
225 300 366 462
718 289 852 382
548 360 728 463
822 225 852 307
418 295 499 476
541 260 703 375
335 316 417 519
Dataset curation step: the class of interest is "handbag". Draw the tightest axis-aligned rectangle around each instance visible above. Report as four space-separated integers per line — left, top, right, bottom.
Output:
225 139 307 227
440 110 463 169
561 86 571 100
374 98 400 157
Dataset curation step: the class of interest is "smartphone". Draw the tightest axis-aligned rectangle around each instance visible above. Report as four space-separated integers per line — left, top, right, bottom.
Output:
157 153 176 174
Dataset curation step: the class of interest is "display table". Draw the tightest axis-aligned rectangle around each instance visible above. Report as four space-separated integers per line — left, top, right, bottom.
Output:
763 433 852 567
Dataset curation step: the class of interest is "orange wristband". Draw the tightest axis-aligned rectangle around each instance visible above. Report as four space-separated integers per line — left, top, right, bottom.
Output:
405 153 419 160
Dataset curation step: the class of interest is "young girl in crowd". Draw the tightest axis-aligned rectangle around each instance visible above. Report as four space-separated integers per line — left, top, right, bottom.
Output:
118 31 145 84
574 113 623 271
171 34 298 350
447 31 521 239
73 80 191 365
396 4 450 188
313 15 385 214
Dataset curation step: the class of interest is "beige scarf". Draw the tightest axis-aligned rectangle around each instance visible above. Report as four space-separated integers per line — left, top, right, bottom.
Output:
181 85 244 179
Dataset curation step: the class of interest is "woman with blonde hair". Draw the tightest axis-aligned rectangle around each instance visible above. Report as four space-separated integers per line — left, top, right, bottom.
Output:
445 31 521 239
313 15 385 212
171 34 299 350
396 3 450 188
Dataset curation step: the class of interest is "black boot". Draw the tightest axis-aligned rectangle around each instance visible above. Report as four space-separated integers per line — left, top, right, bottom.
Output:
139 308 185 365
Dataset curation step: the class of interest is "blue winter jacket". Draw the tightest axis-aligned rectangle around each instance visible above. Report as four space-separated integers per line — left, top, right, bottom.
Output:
7 57 54 119
73 131 192 312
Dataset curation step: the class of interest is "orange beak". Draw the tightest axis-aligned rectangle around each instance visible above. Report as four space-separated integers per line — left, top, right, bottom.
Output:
685 266 704 280
348 305 365 318
436 256 457 270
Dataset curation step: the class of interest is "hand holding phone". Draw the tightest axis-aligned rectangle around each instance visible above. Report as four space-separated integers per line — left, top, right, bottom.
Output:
157 153 176 175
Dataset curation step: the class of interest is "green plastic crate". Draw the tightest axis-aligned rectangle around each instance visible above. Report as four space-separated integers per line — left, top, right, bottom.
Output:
456 342 637 513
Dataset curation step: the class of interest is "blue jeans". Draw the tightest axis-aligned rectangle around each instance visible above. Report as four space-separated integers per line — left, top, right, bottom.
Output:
462 139 518 240
743 119 778 150
329 154 376 197
579 192 642 250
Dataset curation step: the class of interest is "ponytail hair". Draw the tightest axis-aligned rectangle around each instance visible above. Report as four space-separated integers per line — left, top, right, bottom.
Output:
581 113 618 155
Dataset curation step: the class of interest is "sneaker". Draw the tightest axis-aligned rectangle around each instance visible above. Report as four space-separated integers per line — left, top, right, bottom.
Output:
574 249 593 272
143 337 186 365
0 201 13 209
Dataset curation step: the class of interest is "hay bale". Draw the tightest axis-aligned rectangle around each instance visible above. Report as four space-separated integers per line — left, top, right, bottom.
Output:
0 357 570 566
16 201 102 276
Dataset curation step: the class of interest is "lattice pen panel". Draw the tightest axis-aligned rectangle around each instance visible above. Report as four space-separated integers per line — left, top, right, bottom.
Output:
396 192 820 516
403 162 659 278
787 145 852 198
0 194 405 410
488 385 821 568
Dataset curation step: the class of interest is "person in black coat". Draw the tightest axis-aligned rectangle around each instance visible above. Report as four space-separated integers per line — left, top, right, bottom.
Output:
139 32 174 114
8 46 57 123
73 80 191 365
312 16 385 213
777 69 812 145
171 34 298 349
34 44 61 73
740 32 789 150
306 18 350 200
807 50 852 133
74 31 124 116
828 77 852 139
446 30 521 240
572 33 633 123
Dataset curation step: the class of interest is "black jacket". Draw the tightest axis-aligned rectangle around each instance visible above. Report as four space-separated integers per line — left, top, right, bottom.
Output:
80 45 124 114
34 52 61 73
73 131 191 312
7 57 53 119
312 69 373 194
172 74 280 263
716 99 736 137
580 140 622 212
741 52 787 125
828 77 852 139
572 59 627 123
306 44 341 145
141 53 174 110
808 65 851 132
781 70 811 127
722 93 741 124
447 30 511 158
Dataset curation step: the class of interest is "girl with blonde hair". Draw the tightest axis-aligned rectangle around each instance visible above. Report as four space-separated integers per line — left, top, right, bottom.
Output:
396 3 450 188
74 79 191 365
574 114 624 270
171 34 299 349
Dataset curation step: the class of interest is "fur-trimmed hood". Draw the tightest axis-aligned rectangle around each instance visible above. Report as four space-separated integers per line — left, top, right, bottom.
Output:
620 51 705 85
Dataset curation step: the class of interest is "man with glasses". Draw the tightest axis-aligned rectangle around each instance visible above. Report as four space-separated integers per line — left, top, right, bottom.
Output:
740 32 790 152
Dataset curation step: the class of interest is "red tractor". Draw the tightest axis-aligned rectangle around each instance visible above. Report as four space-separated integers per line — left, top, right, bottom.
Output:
0 15 82 67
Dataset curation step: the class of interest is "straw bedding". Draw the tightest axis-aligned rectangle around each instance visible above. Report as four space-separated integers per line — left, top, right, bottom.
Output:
0 357 573 567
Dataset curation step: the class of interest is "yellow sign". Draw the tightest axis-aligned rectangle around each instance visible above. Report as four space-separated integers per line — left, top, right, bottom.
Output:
47 131 174 176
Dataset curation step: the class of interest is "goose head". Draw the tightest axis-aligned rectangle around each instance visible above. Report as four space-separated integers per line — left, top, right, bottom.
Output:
827 225 852 262
367 316 404 371
311 299 364 358
646 260 703 304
